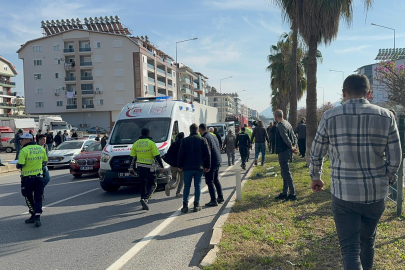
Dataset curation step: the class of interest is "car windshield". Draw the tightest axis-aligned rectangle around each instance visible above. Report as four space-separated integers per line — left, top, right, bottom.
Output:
86 143 102 152
52 124 69 130
110 118 171 145
56 141 84 150
208 126 224 136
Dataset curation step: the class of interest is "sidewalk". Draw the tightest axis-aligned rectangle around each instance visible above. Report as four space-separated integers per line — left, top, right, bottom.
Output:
203 154 405 270
0 151 18 173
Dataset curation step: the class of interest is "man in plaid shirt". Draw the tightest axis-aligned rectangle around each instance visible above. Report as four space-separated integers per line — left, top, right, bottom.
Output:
310 74 401 270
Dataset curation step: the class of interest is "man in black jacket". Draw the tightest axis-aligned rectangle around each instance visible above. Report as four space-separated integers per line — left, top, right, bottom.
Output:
252 120 270 166
101 133 108 149
54 131 63 147
270 122 277 154
235 127 251 170
163 132 185 197
213 127 222 146
274 110 298 201
45 130 54 151
295 118 307 157
200 123 223 207
178 124 211 213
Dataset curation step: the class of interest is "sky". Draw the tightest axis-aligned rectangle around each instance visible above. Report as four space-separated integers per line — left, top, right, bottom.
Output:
1 0 403 114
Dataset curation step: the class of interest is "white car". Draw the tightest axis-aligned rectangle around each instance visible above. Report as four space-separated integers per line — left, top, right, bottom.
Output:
48 139 95 169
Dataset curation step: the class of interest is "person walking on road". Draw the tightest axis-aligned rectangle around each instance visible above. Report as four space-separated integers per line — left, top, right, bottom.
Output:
310 74 402 270
251 120 269 166
177 124 211 213
295 118 307 157
223 129 236 166
274 110 298 201
71 129 78 140
200 124 223 207
37 135 50 199
17 133 48 227
46 130 54 151
101 133 108 149
213 127 222 146
243 124 252 161
14 129 23 160
0 131 5 166
129 128 164 211
163 132 185 197
54 131 63 147
235 127 251 170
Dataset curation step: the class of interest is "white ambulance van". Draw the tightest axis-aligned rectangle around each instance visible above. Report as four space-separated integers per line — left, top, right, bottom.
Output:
99 96 196 192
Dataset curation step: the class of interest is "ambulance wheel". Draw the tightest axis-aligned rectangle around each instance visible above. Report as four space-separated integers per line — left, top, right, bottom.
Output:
100 182 120 192
5 147 13 153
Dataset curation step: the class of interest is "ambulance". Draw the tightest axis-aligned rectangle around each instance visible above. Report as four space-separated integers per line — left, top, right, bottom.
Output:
99 96 196 192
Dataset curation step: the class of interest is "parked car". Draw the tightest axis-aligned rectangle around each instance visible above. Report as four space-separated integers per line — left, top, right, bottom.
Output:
80 135 97 140
2 138 16 153
86 127 106 134
69 142 102 178
47 139 95 169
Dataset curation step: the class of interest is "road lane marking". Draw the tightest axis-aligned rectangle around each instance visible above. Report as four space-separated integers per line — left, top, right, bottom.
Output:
106 160 240 270
48 178 99 187
21 187 100 215
0 173 70 186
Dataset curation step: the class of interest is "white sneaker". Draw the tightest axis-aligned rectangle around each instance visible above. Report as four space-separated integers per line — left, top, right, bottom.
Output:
176 193 183 197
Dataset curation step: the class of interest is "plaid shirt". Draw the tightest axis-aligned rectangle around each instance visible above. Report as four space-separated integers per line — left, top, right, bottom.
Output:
310 98 402 203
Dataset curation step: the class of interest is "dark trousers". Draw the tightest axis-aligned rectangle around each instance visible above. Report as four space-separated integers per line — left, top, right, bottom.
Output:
137 166 157 200
278 149 295 195
332 196 385 270
270 139 275 153
239 147 248 167
15 143 21 160
205 165 223 202
226 149 235 165
298 138 306 157
21 176 44 215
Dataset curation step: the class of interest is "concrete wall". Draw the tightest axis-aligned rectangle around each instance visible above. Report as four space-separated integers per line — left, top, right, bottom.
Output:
59 111 111 131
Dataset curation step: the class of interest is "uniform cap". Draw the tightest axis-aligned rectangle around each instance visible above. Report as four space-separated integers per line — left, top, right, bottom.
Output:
21 133 33 139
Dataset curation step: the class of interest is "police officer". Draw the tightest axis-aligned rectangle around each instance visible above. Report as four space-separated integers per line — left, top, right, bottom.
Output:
243 124 253 161
17 133 48 227
129 128 164 210
235 127 251 170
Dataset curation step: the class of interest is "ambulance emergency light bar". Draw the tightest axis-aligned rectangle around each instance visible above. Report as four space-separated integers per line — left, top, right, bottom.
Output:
133 96 172 102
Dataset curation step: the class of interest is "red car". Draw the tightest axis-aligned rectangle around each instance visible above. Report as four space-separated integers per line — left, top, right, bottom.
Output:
69 142 102 178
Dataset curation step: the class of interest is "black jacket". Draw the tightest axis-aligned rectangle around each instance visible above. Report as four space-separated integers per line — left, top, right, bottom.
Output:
46 133 54 144
270 126 277 141
71 132 78 139
275 120 297 154
163 139 182 167
101 136 108 148
202 132 222 168
235 132 251 148
35 134 42 143
54 134 62 145
178 132 211 171
214 132 222 146
252 126 269 143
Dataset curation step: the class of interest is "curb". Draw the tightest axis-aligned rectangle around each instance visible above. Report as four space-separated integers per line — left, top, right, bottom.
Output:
0 164 18 174
199 161 256 269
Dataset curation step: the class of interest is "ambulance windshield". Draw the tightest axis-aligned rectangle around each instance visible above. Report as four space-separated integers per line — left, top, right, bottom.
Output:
109 118 171 145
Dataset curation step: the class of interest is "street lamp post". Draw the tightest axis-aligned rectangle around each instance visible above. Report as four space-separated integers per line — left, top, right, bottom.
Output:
371 23 395 50
219 76 233 121
175 37 198 64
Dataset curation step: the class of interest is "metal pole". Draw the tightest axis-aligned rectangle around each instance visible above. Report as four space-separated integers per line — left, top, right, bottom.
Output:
397 116 404 216
236 170 242 200
175 43 177 64
394 29 396 50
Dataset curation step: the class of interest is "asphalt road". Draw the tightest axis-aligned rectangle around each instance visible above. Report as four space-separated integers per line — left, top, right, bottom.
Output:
0 152 252 270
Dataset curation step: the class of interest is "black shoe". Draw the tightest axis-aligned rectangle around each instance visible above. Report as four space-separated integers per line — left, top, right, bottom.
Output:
194 202 202 212
140 199 149 210
228 164 231 166
286 194 297 201
217 198 225 204
25 215 35 224
34 215 41 227
232 162 235 165
0 163 5 166
275 193 287 200
181 202 188 213
205 201 218 207
254 159 257 165
242 165 246 170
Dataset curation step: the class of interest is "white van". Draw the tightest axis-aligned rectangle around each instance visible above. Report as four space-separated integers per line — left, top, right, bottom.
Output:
99 97 196 192
207 122 235 142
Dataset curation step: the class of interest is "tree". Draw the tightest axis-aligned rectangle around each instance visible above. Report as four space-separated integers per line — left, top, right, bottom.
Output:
374 61 405 108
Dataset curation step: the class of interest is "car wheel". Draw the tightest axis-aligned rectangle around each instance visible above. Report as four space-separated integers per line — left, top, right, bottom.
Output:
73 174 82 178
5 147 13 153
100 182 120 192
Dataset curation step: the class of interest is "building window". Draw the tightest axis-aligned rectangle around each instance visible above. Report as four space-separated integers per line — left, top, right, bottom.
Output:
35 88 43 94
81 84 93 90
33 46 42 52
3 66 7 71
113 40 123 48
114 69 124 77
34 60 42 66
54 44 61 51
55 73 59 79
57 101 63 106
97 42 101 48
144 84 148 94
97 99 104 105
35 102 44 108
34 74 42 80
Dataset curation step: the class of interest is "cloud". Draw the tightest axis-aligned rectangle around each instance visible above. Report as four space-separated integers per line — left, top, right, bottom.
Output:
212 16 232 29
335 45 371 54
202 0 277 12
258 19 285 35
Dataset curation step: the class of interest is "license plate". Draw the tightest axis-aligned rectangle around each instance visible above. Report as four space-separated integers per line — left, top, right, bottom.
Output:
118 172 130 178
80 166 93 170
49 160 58 163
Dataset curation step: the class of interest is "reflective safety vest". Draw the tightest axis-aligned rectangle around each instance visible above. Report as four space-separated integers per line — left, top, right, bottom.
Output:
245 128 253 138
130 138 160 165
18 144 48 176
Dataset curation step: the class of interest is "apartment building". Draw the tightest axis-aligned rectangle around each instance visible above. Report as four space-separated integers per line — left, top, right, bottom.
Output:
177 64 199 104
0 56 18 118
207 88 235 122
17 16 176 129
194 72 209 105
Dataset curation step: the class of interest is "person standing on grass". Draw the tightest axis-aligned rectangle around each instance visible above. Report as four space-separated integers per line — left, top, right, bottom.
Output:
295 118 307 158
310 74 401 270
200 124 224 207
251 120 269 166
274 109 298 201
177 124 211 213
266 123 273 153
235 127 251 170
163 132 185 197
270 122 277 154
223 129 236 166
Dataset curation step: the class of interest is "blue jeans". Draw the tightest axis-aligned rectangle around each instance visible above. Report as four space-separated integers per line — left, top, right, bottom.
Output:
255 143 266 164
183 170 203 204
43 166 51 187
47 143 53 151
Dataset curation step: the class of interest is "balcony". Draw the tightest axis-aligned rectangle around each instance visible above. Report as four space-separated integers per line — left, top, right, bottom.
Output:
0 91 17 96
148 77 155 83
80 62 92 66
147 63 155 70
193 82 198 88
180 77 191 84
66 105 77 109
157 81 166 87
157 67 165 76
147 50 154 56
194 92 199 98
82 104 94 109
81 76 93 80
79 47 91 52
0 102 17 108
63 48 74 53
0 81 16 87
166 58 172 65
167 73 172 78
181 88 191 94
167 84 172 89
65 76 76 81
82 90 94 95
